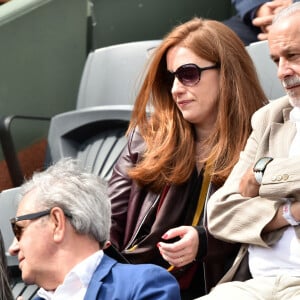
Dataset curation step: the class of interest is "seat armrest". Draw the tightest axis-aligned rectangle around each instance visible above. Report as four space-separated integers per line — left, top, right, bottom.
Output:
0 115 50 186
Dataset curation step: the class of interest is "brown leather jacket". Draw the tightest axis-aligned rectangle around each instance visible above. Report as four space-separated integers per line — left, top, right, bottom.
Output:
108 129 239 293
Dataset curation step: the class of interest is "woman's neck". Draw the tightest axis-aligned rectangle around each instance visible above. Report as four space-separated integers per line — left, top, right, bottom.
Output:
194 125 212 143
194 125 214 172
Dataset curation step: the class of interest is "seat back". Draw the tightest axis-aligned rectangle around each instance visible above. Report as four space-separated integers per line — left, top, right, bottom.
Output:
0 186 39 299
47 105 132 181
0 40 156 189
246 40 285 100
0 187 20 268
76 40 161 109
13 283 39 299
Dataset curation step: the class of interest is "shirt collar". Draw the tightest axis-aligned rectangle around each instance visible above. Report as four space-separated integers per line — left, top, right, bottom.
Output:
290 107 300 123
37 250 103 299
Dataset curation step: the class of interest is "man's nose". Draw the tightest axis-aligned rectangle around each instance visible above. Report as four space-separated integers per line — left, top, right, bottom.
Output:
8 237 19 256
277 58 294 81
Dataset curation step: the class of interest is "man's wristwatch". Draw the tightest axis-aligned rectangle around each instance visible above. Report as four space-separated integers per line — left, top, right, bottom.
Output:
253 157 273 184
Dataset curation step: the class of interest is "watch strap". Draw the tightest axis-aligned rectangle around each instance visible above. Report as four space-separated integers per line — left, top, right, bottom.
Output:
253 157 273 185
254 171 263 185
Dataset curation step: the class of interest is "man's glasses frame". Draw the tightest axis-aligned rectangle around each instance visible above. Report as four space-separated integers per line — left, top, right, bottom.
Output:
167 63 220 87
10 208 72 241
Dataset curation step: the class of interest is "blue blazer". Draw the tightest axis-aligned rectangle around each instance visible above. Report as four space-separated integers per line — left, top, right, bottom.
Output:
232 0 268 20
34 254 180 299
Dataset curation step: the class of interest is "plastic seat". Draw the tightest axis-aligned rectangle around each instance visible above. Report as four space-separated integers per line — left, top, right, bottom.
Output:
0 186 39 299
11 282 39 299
76 40 161 108
46 41 161 179
18 284 39 299
47 105 132 181
0 40 159 187
0 187 20 268
246 40 285 100
12 282 26 298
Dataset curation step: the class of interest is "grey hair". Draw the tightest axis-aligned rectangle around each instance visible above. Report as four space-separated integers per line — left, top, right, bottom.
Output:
19 158 111 246
273 2 300 24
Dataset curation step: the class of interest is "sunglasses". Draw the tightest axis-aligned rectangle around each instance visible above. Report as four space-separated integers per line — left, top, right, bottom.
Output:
167 63 220 87
10 208 72 241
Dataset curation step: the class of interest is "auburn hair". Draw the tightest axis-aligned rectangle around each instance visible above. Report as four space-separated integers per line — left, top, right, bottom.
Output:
127 18 268 192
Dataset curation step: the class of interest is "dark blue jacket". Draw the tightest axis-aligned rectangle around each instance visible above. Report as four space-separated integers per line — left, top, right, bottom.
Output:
232 0 300 21
34 254 180 300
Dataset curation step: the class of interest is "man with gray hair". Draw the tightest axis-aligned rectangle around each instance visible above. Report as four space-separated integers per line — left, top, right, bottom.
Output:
8 158 180 299
196 2 300 299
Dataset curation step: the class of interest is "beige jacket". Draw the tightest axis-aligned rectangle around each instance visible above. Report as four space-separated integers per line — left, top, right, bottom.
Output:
207 95 300 282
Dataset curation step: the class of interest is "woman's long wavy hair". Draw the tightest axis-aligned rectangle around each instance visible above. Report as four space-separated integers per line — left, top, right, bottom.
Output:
128 17 268 192
0 230 13 300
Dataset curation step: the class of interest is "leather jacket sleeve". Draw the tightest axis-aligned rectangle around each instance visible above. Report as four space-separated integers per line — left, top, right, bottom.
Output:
108 129 145 249
194 226 208 260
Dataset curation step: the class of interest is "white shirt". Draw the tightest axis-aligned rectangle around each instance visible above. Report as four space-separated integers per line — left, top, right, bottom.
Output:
289 107 300 157
37 250 103 300
249 107 300 277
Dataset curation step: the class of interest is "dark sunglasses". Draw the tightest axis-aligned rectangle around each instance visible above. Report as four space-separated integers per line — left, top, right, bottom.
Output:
10 208 72 241
167 63 220 87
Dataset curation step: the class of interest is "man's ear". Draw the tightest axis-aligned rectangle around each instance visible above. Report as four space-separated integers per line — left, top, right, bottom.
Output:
103 240 111 249
50 207 67 243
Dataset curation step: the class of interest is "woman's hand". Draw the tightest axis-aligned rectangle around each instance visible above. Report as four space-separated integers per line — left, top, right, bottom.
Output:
157 226 199 268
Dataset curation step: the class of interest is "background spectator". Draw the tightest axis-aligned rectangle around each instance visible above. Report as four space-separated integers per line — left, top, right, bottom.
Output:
224 0 300 45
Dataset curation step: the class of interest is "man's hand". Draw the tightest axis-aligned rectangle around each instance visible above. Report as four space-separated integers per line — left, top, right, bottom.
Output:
239 167 260 197
253 0 293 40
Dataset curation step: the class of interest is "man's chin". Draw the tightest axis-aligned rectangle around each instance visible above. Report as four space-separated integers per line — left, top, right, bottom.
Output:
21 273 35 286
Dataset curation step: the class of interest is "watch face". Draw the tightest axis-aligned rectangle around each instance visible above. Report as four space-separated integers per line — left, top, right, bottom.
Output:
253 157 273 172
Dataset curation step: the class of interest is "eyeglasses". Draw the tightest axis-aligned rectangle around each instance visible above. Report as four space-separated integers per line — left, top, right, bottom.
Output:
10 208 72 241
167 63 219 87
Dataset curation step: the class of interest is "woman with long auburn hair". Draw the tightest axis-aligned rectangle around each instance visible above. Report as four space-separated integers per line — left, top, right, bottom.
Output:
108 17 268 299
